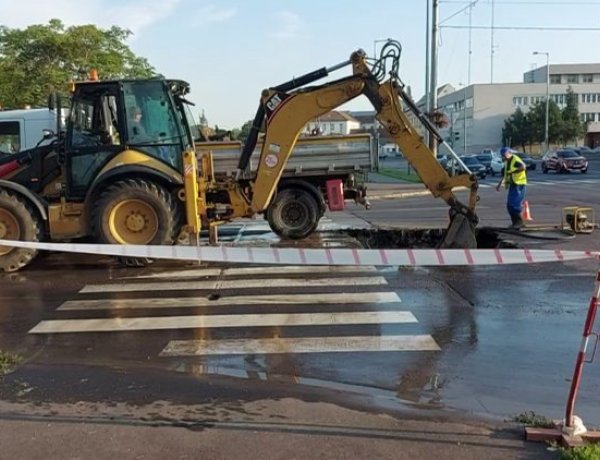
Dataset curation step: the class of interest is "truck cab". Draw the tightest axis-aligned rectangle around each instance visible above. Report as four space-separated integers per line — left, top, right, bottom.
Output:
0 108 59 154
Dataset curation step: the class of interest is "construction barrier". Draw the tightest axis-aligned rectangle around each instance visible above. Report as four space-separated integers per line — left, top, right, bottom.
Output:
0 239 597 266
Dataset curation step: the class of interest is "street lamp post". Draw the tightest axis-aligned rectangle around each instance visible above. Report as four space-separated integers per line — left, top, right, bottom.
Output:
533 51 550 153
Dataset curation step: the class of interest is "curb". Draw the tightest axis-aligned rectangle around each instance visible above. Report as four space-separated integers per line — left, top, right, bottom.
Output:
368 190 431 201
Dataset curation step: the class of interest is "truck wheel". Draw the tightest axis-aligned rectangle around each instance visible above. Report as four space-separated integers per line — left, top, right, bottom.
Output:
91 179 181 266
0 190 42 272
266 189 320 239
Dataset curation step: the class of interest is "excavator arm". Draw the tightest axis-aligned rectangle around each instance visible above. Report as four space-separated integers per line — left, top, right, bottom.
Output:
238 41 479 248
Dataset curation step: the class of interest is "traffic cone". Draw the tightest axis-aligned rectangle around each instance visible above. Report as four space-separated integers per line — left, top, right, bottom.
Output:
522 200 533 221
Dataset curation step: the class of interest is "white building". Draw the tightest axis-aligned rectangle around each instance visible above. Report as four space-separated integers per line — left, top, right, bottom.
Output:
304 111 360 136
434 63 600 154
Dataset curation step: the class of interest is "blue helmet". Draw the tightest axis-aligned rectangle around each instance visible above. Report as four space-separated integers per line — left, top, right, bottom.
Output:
500 147 512 157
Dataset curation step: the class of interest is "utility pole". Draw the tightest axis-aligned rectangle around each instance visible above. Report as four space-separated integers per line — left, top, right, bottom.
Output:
425 0 431 147
429 0 439 154
490 0 495 83
534 51 550 153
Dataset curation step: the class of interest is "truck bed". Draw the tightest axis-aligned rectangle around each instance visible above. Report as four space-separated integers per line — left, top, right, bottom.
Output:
195 133 375 180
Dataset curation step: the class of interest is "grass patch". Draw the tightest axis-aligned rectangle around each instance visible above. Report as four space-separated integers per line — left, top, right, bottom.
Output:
558 444 600 460
379 168 422 183
0 350 22 375
513 411 555 428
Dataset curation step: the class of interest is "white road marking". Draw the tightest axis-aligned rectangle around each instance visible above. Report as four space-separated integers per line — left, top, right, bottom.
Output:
29 311 417 334
160 334 441 355
80 276 388 293
128 265 377 280
58 292 401 310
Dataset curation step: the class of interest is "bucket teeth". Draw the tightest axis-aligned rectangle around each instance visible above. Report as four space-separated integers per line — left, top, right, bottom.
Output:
440 214 477 249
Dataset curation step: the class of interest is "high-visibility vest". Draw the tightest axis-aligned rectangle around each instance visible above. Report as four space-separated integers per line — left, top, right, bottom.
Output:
504 154 527 185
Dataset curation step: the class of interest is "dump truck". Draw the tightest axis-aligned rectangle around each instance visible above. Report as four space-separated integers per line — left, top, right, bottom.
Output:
203 133 374 238
0 40 478 272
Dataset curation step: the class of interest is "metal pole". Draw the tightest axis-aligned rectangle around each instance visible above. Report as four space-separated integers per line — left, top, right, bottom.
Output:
545 54 550 153
565 267 600 429
490 0 495 83
425 0 431 146
429 0 439 154
463 88 468 154
468 3 473 85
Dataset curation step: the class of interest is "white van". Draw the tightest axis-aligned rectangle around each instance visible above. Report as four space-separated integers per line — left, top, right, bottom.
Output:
0 108 58 154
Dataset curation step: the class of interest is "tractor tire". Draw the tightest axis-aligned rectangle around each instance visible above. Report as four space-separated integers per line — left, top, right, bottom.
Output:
266 188 320 239
0 190 43 273
91 179 181 267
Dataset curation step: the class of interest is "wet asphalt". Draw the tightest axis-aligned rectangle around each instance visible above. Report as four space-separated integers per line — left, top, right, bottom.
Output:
0 168 599 432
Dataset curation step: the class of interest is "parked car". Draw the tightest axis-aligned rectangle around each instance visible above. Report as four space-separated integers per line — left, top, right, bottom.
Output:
446 155 487 179
541 149 588 174
514 152 537 171
490 155 503 175
475 153 493 174
575 146 592 155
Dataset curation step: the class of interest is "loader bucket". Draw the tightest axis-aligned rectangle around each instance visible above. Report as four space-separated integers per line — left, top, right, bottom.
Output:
440 214 477 249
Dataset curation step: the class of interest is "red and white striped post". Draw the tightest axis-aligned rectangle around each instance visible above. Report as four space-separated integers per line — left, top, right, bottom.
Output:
564 267 600 429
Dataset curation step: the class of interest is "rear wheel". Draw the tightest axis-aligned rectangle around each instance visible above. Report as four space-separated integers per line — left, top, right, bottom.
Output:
91 179 181 267
266 188 320 239
0 190 42 272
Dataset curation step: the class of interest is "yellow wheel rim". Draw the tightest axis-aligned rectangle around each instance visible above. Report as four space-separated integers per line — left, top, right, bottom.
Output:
0 208 20 256
108 199 159 245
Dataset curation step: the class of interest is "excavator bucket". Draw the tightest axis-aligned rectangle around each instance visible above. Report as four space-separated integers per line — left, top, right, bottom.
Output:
440 214 477 249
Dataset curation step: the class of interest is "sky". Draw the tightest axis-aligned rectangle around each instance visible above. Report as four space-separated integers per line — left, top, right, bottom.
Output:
1 0 600 128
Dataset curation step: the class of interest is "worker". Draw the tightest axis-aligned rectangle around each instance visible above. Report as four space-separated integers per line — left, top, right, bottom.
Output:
128 106 149 142
495 147 527 228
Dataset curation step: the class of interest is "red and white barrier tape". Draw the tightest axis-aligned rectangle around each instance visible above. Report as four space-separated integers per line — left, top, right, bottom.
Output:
0 239 597 266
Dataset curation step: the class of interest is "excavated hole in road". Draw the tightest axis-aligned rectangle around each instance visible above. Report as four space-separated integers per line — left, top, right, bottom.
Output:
339 227 518 249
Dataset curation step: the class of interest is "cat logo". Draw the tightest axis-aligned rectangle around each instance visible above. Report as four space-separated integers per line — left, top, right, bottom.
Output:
266 94 283 112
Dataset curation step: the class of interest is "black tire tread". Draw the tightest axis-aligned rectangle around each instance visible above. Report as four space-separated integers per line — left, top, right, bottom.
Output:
0 190 43 273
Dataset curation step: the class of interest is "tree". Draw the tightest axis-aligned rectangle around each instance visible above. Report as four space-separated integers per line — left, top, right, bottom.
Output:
560 86 584 145
234 120 254 142
0 19 155 109
502 107 531 151
526 99 562 146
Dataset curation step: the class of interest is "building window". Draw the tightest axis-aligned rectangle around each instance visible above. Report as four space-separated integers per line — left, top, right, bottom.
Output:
339 123 344 133
567 74 579 84
550 75 561 84
583 74 593 83
465 98 473 108
593 94 598 104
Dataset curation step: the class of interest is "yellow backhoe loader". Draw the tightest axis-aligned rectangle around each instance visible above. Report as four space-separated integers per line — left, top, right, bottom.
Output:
0 40 478 272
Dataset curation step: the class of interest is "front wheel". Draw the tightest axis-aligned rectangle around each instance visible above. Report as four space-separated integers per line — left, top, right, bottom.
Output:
582 168 588 174
0 190 43 272
91 179 181 266
266 188 320 239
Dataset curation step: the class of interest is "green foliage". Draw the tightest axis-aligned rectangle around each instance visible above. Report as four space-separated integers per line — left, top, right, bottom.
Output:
379 168 422 183
503 89 583 150
560 86 585 145
558 444 600 460
0 19 155 109
502 107 531 151
513 411 554 428
235 120 254 142
0 350 22 374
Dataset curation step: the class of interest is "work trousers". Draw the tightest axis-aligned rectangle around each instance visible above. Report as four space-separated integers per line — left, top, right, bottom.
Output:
507 184 526 219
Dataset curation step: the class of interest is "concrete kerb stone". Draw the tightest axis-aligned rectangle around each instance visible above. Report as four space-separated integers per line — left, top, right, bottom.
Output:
368 190 431 201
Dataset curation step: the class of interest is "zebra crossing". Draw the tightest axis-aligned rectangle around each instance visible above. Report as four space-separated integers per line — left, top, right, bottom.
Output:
28 265 441 356
478 177 600 188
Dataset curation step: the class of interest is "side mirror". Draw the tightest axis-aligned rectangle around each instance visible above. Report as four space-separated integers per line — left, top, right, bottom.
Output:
42 129 55 140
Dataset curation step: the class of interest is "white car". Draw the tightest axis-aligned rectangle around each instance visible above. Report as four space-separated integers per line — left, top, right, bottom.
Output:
490 155 503 175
